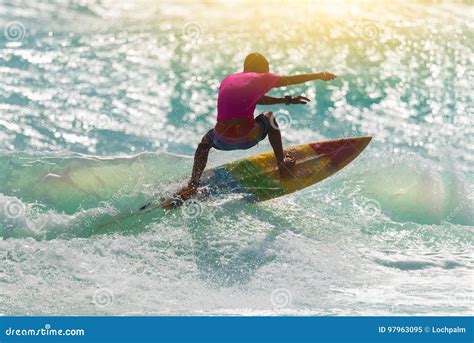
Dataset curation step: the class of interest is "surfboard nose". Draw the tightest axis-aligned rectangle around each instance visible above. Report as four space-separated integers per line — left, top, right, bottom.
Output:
309 136 372 155
308 136 372 170
349 136 372 152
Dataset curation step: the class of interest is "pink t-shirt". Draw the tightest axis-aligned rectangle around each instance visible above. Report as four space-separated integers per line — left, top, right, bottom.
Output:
216 72 281 122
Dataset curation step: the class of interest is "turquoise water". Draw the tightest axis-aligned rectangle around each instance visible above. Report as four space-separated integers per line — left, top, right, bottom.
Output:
0 0 473 315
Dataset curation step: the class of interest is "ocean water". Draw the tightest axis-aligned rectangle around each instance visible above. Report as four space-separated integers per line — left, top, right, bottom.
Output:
0 0 473 316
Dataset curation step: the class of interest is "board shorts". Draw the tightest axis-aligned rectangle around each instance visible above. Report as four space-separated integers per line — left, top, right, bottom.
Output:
207 113 270 151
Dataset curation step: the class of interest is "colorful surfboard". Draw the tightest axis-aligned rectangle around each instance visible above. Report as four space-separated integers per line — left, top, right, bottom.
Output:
144 136 372 213
199 136 372 202
97 136 371 229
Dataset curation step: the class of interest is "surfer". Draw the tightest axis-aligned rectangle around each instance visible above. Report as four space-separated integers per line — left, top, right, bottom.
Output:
185 52 336 195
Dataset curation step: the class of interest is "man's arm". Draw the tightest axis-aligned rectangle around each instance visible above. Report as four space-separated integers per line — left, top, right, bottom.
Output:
257 96 285 105
275 72 337 87
257 95 310 105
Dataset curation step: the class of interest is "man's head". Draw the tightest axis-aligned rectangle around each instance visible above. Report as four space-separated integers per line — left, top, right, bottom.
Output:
243 52 269 73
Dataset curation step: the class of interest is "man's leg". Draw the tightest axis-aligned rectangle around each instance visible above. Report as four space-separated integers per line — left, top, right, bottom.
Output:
188 132 213 189
263 111 295 178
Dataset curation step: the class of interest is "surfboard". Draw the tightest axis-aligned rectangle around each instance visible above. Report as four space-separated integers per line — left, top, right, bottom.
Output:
198 135 372 202
97 136 371 229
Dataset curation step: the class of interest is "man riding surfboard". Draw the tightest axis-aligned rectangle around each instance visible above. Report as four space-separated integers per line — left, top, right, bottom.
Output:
184 52 336 197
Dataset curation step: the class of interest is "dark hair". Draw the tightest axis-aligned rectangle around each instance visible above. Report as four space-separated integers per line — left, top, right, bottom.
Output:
243 52 269 73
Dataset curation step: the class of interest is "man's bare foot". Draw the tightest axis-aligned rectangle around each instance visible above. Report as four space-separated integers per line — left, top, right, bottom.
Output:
278 155 296 179
180 181 199 200
162 182 197 209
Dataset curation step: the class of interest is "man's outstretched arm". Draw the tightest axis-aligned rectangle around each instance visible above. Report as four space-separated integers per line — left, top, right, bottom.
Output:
275 72 337 87
257 95 310 105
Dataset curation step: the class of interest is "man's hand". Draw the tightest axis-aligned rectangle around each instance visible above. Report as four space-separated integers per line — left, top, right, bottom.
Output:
289 95 310 104
318 72 337 81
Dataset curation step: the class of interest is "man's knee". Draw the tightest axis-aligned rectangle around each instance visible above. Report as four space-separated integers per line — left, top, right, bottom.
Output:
264 111 279 130
263 111 273 120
